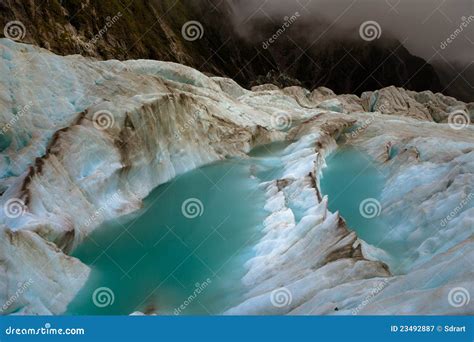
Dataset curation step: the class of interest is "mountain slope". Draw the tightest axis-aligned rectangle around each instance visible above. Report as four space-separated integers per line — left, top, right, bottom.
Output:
0 0 447 97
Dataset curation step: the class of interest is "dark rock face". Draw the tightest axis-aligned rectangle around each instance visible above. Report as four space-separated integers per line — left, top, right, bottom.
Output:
291 40 443 96
0 0 276 86
247 38 443 96
433 60 474 103
0 0 448 98
238 18 443 96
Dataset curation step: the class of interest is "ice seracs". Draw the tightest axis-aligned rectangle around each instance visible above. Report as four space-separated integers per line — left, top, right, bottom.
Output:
0 38 472 315
227 111 473 315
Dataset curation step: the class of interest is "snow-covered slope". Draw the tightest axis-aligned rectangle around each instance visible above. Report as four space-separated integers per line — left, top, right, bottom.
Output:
0 39 472 315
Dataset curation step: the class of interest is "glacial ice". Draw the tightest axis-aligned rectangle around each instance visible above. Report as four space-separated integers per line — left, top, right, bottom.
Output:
0 39 472 315
227 115 473 314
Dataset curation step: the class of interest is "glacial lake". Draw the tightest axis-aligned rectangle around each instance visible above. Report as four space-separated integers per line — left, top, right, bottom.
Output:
320 146 387 244
319 146 408 273
67 143 289 315
67 142 396 315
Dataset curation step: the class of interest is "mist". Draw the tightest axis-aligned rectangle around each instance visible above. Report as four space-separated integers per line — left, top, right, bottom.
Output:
227 0 474 64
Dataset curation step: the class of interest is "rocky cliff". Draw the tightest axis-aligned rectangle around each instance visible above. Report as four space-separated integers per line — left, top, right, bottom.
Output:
0 0 451 98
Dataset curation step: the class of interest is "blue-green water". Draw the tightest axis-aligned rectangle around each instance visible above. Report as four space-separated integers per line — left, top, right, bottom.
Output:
67 143 289 315
67 142 395 315
320 147 388 246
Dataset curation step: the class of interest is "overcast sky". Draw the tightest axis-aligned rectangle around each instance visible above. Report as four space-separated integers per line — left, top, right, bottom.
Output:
228 0 474 64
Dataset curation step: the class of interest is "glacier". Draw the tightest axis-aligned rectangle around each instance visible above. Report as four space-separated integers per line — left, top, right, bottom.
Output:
0 38 472 315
